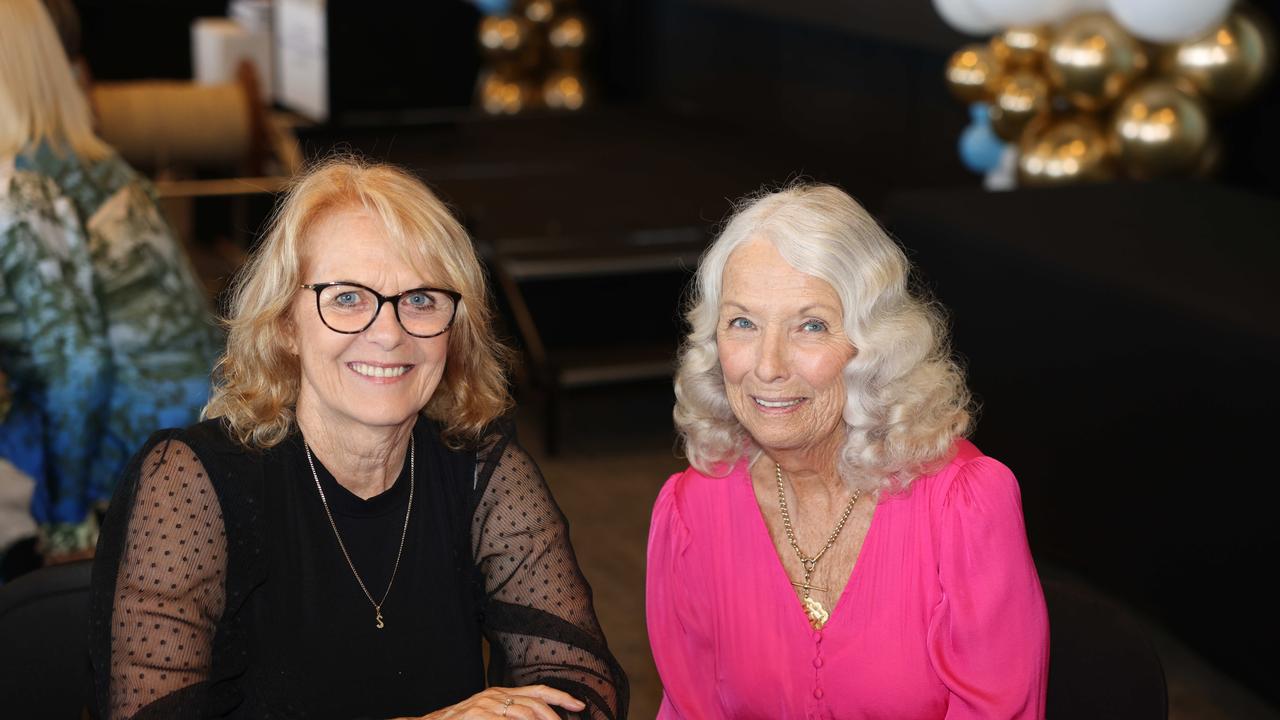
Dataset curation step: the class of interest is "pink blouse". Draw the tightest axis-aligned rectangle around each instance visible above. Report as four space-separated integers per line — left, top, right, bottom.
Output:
646 439 1048 719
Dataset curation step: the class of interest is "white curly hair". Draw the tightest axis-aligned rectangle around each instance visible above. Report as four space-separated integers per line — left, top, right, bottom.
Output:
673 183 972 494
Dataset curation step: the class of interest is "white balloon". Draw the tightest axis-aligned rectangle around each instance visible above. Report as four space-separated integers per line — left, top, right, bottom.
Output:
1073 0 1108 11
933 0 1001 36
1106 0 1234 43
974 0 1080 26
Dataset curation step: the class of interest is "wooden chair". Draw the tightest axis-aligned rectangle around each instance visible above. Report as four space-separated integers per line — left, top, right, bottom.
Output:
492 226 704 454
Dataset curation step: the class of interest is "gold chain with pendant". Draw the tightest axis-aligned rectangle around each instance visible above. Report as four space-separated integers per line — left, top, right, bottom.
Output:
776 463 861 630
304 439 414 630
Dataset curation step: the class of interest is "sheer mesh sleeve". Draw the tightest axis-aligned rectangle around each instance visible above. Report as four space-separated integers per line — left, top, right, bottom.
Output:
472 425 629 720
93 437 227 719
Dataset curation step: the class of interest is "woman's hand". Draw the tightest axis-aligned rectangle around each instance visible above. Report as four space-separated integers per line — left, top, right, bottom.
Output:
405 685 587 720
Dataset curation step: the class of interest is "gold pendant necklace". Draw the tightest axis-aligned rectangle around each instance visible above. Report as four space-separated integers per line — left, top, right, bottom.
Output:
304 439 414 630
776 463 861 630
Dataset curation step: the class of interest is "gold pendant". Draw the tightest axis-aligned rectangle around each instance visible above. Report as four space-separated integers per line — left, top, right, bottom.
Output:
802 596 829 629
375 609 385 629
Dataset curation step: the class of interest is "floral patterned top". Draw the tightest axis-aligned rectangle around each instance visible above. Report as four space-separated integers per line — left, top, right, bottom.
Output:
0 145 221 555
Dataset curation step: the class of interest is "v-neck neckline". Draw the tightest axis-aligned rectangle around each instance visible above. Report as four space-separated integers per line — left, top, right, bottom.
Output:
736 459 880 634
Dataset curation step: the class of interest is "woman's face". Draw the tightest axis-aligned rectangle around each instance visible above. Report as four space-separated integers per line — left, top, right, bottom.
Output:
717 238 856 463
289 206 450 435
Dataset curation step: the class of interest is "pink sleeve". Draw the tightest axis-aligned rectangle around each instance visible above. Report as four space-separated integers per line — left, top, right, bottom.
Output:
927 456 1050 720
646 474 720 720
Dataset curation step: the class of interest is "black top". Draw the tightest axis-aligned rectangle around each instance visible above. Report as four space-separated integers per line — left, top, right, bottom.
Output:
89 417 627 719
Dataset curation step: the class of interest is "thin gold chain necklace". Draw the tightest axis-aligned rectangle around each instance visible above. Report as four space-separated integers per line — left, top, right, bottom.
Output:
775 463 861 630
304 439 414 630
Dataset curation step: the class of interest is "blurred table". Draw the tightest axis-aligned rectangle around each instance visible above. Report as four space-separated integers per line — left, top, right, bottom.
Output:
296 109 782 451
295 108 782 240
884 181 1280 705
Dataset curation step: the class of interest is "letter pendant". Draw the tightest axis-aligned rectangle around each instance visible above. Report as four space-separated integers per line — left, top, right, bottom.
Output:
375 608 385 629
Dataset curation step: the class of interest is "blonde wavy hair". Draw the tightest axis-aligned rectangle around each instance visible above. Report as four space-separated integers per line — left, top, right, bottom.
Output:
674 183 972 494
204 157 514 449
0 0 109 159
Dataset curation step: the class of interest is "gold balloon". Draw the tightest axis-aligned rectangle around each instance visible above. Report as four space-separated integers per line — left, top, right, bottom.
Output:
523 0 556 24
478 72 538 115
479 15 531 54
543 71 586 111
1163 9 1276 107
548 13 586 49
478 15 540 74
1018 114 1114 185
992 25 1051 69
1047 12 1149 111
988 70 1051 142
548 13 587 67
946 45 1000 103
1111 80 1211 179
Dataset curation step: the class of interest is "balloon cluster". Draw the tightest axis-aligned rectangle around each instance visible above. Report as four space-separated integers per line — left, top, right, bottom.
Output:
472 0 589 115
938 0 1275 185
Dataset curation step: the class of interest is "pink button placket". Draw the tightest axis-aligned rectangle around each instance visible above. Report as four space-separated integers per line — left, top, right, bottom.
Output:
811 628 825 702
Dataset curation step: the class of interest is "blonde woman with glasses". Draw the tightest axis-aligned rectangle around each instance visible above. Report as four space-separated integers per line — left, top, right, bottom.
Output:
89 158 628 720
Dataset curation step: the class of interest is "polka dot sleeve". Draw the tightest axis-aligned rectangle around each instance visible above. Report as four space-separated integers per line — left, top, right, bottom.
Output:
473 425 629 720
99 438 227 719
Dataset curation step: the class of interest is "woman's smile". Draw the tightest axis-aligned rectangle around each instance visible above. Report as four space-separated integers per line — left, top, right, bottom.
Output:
751 395 807 412
347 361 415 381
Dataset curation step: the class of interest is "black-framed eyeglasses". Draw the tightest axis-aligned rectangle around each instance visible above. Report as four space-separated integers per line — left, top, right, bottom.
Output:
300 282 462 338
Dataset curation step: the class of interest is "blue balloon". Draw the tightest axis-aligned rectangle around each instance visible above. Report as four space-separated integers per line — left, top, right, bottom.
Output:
472 0 513 14
959 103 1006 174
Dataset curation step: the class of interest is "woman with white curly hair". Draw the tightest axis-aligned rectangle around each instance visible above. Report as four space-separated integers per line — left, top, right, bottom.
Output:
646 184 1048 719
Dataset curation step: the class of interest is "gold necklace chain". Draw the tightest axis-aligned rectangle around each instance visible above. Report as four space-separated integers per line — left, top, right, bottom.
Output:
304 439 414 630
775 462 861 629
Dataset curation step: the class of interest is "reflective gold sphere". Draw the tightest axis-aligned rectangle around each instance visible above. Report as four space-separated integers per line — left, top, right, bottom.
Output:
1018 113 1114 185
992 25 1051 69
946 44 1000 103
523 0 556 24
543 71 586 111
1163 9 1276 107
547 12 587 67
549 13 586 50
478 72 538 115
989 70 1051 142
1111 80 1211 179
1047 12 1149 111
479 15 531 54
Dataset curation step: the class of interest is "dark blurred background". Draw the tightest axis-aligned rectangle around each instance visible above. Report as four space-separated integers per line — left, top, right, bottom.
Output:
69 0 1280 716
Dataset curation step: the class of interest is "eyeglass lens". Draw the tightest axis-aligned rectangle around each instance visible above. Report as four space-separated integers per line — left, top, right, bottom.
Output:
317 284 456 336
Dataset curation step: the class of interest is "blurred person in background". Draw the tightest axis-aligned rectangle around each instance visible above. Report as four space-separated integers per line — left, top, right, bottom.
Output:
647 184 1048 718
0 0 220 569
39 0 94 97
